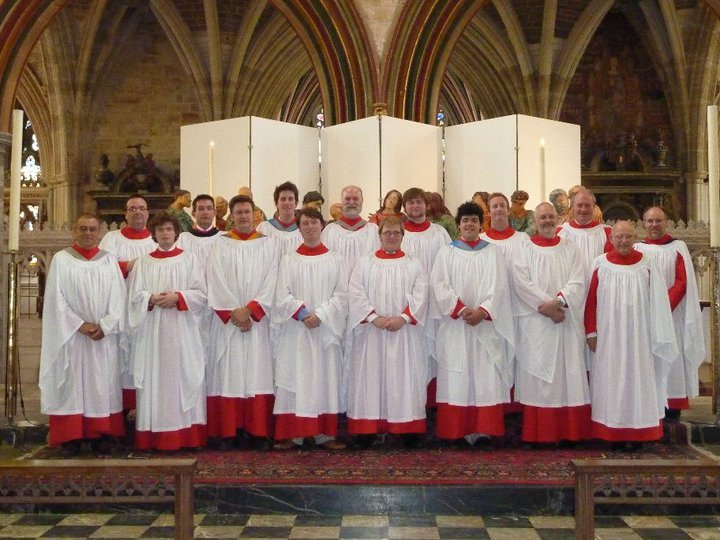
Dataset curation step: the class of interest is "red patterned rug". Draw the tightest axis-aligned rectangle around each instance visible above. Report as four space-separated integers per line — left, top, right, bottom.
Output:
28 440 704 486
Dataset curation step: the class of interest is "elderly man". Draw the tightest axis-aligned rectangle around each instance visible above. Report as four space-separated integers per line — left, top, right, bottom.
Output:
432 202 514 446
40 214 127 454
400 187 451 407
585 221 678 446
206 194 279 449
166 189 193 232
272 207 348 450
99 194 156 411
346 217 428 448
635 207 705 420
128 213 207 450
321 185 380 276
557 188 611 272
513 203 591 444
257 181 303 259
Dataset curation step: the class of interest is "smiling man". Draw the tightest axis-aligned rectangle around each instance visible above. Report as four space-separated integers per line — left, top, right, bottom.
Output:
634 206 705 420
257 181 303 259
40 214 127 454
557 188 612 272
584 220 678 447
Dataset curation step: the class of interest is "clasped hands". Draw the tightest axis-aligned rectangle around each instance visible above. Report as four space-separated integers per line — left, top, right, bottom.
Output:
230 306 253 332
372 316 406 332
537 299 565 324
79 322 105 341
150 292 179 309
459 307 486 326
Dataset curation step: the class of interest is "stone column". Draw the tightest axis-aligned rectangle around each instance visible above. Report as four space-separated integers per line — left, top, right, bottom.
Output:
0 132 12 382
685 170 709 223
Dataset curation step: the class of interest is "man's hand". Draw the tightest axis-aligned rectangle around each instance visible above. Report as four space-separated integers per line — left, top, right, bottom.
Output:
372 316 390 329
152 292 179 308
462 308 486 326
79 322 105 341
385 316 406 332
303 313 321 329
587 336 597 352
231 306 252 326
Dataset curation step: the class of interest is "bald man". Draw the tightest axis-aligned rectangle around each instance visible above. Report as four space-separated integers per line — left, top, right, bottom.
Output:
634 207 705 420
584 221 678 447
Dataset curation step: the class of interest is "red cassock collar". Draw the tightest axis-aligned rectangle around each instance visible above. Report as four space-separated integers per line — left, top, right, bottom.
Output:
531 235 560 247
150 247 184 258
607 249 642 265
71 243 100 260
404 220 431 232
297 243 329 255
568 220 600 229
121 226 151 239
485 227 515 240
642 234 674 245
375 249 405 259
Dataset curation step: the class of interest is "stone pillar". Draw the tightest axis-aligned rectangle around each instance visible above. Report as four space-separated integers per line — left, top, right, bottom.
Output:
685 171 709 223
0 132 12 382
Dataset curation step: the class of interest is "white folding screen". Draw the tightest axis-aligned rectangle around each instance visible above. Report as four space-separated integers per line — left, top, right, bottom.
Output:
180 116 318 217
444 116 517 213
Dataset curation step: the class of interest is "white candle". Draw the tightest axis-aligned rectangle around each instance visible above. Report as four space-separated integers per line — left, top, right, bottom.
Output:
8 109 23 251
209 141 215 196
539 138 546 202
709 106 720 247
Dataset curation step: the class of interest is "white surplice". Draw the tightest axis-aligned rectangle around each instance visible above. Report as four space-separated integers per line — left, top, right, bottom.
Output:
176 228 223 264
257 220 303 260
431 242 515 408
272 249 348 420
512 238 589 407
321 221 380 278
589 253 679 431
634 239 705 401
127 250 207 437
557 222 611 271
40 249 126 418
346 252 429 426
206 235 278 399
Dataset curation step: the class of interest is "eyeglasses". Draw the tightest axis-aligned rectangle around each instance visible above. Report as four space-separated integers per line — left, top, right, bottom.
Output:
77 226 98 232
126 206 148 213
381 231 403 237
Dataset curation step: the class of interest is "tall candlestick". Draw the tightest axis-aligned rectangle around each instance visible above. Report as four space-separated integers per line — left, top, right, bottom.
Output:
539 138 546 202
209 141 215 196
8 110 23 252
709 106 719 247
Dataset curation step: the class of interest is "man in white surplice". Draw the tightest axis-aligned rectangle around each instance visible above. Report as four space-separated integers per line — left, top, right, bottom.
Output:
40 214 127 453
321 185 379 278
585 220 678 445
634 206 705 420
127 212 207 450
272 207 348 451
512 203 591 444
346 216 429 448
432 202 514 447
400 187 451 409
206 194 279 448
557 188 611 272
176 193 224 262
256 181 303 259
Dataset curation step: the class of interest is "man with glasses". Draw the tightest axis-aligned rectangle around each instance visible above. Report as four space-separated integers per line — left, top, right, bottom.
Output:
99 194 156 411
40 214 127 455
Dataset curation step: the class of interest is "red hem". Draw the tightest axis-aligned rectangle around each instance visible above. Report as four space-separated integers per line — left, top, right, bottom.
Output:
122 388 136 411
591 420 663 441
273 414 338 440
49 412 125 446
504 386 523 414
135 423 207 451
426 378 437 409
347 418 426 435
436 403 505 438
206 395 274 438
667 397 690 410
521 404 591 442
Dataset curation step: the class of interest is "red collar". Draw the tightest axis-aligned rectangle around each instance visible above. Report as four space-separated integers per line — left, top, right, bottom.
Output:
607 249 643 265
276 216 297 228
121 226 151 239
150 247 183 258
71 243 100 260
460 237 483 248
485 227 515 240
339 215 363 227
297 243 329 256
404 220 431 232
375 249 405 259
643 234 674 245
531 235 560 247
569 220 599 229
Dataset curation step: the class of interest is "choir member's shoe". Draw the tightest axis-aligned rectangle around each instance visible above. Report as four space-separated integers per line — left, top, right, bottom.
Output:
59 440 82 457
249 436 272 451
402 434 425 449
664 408 682 422
350 434 376 450
273 439 299 450
318 440 346 451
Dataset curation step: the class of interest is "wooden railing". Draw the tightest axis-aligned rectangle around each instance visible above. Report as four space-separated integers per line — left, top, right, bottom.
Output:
572 458 720 540
0 458 196 540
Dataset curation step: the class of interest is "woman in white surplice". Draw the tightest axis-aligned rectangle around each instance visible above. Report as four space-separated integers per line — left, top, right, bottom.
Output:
128 213 207 451
346 217 429 448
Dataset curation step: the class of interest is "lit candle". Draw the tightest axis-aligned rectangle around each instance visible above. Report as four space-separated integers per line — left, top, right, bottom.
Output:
709 106 720 247
539 138 546 202
8 110 23 251
209 141 215 196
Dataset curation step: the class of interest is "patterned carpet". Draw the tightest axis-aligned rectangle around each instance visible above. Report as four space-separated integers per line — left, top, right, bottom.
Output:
28 436 704 486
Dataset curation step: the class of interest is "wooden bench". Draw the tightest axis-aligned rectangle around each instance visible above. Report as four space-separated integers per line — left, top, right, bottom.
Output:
572 458 720 540
0 458 196 540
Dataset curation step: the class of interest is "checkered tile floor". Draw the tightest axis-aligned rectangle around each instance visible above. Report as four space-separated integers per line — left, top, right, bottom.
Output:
1 513 720 539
